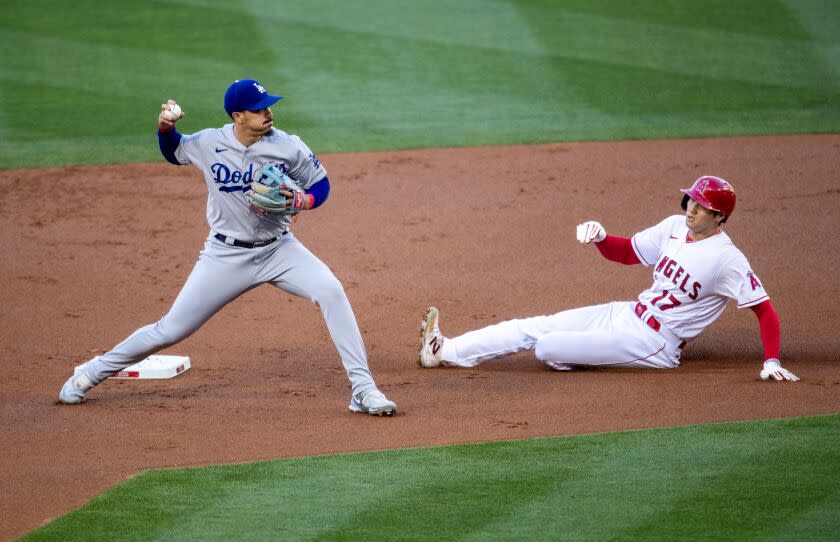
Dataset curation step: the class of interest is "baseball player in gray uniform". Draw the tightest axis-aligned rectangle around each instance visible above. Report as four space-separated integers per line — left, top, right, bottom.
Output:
419 176 798 383
59 79 397 416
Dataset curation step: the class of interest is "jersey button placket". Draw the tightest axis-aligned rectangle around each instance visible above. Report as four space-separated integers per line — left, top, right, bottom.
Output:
242 149 258 227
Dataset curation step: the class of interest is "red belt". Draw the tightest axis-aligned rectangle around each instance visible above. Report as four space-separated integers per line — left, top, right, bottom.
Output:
635 302 686 349
634 302 660 331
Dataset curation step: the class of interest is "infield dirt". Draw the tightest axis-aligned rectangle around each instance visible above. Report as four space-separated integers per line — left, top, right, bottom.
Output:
2 135 839 540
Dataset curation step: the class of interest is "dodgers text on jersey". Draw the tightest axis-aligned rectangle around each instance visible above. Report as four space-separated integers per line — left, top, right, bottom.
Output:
210 161 289 192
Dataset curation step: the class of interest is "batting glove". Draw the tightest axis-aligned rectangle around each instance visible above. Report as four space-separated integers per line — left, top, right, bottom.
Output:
760 358 799 382
576 221 606 244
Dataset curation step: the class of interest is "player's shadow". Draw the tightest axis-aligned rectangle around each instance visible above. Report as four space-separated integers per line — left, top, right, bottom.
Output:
679 326 761 362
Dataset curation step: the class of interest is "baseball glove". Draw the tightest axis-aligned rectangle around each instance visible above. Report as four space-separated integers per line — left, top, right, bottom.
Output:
247 163 306 215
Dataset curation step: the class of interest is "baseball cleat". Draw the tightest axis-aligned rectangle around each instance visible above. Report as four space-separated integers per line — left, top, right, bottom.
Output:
349 388 397 416
58 370 95 404
418 306 444 368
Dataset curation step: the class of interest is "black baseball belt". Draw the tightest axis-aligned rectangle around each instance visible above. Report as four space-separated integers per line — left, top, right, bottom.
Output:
213 231 287 249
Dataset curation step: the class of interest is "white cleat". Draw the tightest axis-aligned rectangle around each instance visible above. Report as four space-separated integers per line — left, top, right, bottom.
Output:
418 306 444 368
58 369 95 404
349 388 397 416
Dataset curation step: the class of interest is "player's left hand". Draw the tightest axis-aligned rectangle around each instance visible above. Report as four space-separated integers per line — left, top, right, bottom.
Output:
576 221 606 244
278 188 309 212
247 163 308 216
760 358 799 382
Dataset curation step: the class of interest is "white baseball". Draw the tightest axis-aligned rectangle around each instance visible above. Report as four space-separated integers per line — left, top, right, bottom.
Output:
164 103 182 121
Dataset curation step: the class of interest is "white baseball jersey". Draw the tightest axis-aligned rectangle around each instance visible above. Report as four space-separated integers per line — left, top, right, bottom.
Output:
173 124 326 241
438 214 770 371
631 215 769 340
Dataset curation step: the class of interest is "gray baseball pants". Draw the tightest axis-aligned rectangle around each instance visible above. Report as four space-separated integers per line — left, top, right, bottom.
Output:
82 233 377 396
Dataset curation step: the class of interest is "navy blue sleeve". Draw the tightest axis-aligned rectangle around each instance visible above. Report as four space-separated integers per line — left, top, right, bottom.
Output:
306 176 330 209
157 128 183 165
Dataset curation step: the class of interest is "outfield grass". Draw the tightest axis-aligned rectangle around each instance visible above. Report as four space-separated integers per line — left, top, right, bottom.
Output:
22 415 840 541
2 0 839 168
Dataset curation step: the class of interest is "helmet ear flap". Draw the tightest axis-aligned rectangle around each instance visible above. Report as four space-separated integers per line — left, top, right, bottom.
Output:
681 194 689 211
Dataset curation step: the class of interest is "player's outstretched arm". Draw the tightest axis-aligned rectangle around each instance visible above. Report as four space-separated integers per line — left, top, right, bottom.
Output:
576 221 641 265
751 301 799 382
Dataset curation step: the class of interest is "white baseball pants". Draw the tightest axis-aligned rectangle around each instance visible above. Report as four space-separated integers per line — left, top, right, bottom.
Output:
440 301 683 370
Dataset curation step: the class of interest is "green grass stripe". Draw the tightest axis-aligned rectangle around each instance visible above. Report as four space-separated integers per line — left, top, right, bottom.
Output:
262 0 840 89
2 0 839 168
22 414 840 541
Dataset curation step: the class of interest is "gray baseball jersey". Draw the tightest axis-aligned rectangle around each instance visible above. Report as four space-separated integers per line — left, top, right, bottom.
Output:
78 122 379 399
174 124 327 241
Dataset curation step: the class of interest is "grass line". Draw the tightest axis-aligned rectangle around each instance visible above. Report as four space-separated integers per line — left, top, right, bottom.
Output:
21 415 840 541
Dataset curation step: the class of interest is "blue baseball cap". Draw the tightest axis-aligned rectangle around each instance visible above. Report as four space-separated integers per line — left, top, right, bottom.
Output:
223 79 282 117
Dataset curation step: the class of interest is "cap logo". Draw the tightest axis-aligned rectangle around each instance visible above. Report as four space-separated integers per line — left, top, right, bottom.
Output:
253 82 266 94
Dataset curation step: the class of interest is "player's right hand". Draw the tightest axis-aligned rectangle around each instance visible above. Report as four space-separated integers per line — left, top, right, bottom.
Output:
760 358 799 381
576 221 606 244
158 99 184 132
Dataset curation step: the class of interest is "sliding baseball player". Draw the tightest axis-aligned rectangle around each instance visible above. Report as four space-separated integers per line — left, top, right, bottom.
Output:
419 176 798 382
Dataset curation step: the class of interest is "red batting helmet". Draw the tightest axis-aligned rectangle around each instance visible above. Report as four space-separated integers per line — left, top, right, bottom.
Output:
680 176 736 217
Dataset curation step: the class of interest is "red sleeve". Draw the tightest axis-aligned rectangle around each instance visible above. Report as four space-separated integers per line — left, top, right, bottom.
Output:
750 300 780 360
595 235 641 265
